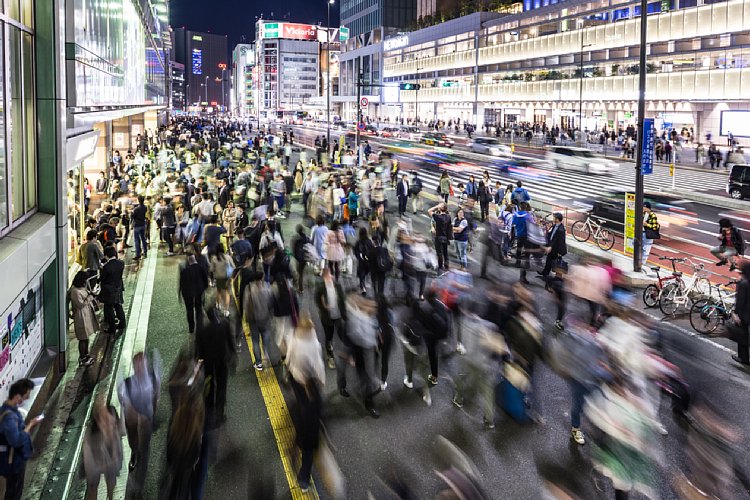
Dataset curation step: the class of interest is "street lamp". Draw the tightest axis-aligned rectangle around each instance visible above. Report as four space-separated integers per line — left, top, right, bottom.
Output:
219 63 228 111
415 66 423 125
204 75 209 104
327 0 335 153
185 83 190 110
577 22 593 145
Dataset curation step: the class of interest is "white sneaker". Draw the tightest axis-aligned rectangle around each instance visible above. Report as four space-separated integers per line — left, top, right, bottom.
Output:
403 376 413 389
656 422 668 435
422 389 432 406
571 427 585 445
380 381 387 392
456 342 466 355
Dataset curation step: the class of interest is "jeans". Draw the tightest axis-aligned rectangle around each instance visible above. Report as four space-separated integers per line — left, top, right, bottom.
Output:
134 224 148 258
162 226 175 253
455 240 468 268
251 321 273 365
641 234 653 266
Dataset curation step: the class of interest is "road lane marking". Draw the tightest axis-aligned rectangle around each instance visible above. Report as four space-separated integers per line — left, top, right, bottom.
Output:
234 294 319 500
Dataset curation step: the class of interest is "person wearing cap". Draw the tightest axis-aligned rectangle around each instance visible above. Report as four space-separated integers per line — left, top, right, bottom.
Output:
539 212 567 278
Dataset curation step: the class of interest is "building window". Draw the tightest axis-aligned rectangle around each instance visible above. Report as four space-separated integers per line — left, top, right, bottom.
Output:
5 22 36 226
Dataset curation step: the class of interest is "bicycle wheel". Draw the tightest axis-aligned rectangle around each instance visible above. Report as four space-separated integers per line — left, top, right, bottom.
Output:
596 229 615 251
659 282 682 316
689 301 722 334
571 220 590 242
643 284 659 308
689 277 712 299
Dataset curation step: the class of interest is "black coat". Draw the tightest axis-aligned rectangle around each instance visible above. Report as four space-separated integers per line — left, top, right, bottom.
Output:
736 278 750 325
396 180 410 198
98 258 125 304
547 223 567 257
179 261 209 299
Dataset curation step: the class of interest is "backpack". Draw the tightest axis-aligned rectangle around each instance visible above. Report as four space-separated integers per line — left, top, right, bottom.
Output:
247 281 273 326
512 189 526 205
373 246 392 273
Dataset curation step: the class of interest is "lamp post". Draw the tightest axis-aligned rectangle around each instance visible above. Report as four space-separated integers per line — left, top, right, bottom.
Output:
204 75 209 104
326 0 334 152
415 66 423 125
185 83 190 110
219 63 227 111
577 23 593 146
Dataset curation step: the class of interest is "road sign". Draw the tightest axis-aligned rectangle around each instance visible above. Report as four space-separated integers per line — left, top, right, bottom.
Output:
360 97 369 108
625 192 636 255
641 117 655 175
357 122 366 131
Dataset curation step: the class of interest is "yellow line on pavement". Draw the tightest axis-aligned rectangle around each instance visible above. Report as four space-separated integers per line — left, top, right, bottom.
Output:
235 295 319 500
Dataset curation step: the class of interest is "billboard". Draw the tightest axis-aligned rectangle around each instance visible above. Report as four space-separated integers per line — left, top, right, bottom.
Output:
259 21 317 41
192 48 202 75
720 110 750 138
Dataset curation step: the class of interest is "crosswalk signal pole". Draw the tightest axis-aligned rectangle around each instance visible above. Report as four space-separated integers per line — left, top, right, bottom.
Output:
633 0 648 272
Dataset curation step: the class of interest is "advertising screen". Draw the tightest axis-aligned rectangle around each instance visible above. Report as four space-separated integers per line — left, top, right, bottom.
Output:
260 22 317 41
720 110 750 138
192 49 202 75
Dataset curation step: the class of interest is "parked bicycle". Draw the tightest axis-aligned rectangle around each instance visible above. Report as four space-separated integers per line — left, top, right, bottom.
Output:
659 259 712 316
689 280 738 334
642 256 685 308
571 215 615 251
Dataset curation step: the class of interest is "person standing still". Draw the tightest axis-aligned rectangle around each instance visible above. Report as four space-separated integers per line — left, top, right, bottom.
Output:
396 174 410 217
179 246 209 334
0 379 41 500
428 203 453 271
99 246 126 334
131 195 149 260
731 262 750 366
642 202 659 269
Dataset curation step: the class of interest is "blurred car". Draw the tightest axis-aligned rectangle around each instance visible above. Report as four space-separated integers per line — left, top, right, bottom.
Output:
469 137 512 157
588 191 681 231
399 126 422 141
421 132 454 148
363 124 379 136
545 146 617 174
727 164 750 200
492 157 534 172
419 151 472 170
379 127 401 138
332 120 348 130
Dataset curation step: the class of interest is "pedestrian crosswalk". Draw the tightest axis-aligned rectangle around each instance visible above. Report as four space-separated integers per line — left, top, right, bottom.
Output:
401 154 728 205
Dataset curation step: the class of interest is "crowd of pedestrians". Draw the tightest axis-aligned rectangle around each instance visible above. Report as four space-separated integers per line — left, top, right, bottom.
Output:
10 114 746 500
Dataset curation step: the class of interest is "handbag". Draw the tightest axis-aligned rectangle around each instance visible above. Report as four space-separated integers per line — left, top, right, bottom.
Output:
645 228 660 240
527 222 546 246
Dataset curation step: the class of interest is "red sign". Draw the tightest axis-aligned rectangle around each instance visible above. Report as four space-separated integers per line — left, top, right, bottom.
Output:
283 23 317 41
218 63 227 70
210 101 218 106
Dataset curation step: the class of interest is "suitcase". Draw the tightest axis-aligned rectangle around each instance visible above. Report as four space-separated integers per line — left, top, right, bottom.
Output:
496 363 532 424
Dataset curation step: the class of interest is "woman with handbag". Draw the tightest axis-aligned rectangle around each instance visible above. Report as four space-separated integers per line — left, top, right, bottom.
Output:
69 271 97 367
324 220 346 281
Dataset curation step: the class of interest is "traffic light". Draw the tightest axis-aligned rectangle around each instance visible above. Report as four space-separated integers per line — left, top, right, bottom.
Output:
399 83 421 90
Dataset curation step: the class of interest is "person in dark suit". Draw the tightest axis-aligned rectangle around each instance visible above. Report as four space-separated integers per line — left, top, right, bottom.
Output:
539 212 567 278
179 246 209 334
315 267 347 369
396 174 410 217
99 246 126 334
731 262 750 365
218 179 230 209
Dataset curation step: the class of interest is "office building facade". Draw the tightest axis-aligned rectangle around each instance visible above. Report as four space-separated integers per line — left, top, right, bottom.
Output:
341 0 418 37
232 44 256 117
173 28 229 110
373 0 750 139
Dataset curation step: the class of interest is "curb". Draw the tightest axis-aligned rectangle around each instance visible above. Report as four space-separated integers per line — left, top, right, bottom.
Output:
660 188 750 210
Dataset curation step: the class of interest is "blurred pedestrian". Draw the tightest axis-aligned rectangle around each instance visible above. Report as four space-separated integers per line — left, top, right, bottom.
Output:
179 246 209 334
195 306 235 425
83 404 123 500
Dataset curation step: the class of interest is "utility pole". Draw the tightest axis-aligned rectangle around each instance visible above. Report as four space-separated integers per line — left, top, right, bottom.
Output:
326 0 334 152
356 61 362 166
633 0 649 271
415 66 422 125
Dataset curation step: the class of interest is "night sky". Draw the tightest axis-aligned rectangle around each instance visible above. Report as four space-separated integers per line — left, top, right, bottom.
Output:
170 0 341 50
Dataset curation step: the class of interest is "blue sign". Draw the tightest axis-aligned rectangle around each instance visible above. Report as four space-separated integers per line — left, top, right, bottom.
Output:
192 49 202 75
641 117 655 175
357 122 366 131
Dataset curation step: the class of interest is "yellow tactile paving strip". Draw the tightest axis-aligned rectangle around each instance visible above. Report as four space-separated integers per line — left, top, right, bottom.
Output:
236 294 319 500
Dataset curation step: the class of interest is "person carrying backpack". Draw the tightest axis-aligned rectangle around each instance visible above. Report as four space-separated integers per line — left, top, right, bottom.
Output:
711 218 745 272
369 236 392 297
410 173 423 214
244 273 274 371
511 181 530 206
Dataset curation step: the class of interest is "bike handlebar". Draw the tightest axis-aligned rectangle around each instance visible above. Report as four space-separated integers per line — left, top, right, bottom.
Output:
658 257 686 263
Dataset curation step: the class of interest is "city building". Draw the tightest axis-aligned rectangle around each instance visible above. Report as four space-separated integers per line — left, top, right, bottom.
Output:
171 61 186 111
0 0 168 447
356 0 750 140
341 0 418 38
254 21 321 119
173 28 230 111
231 43 256 118
417 0 459 20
